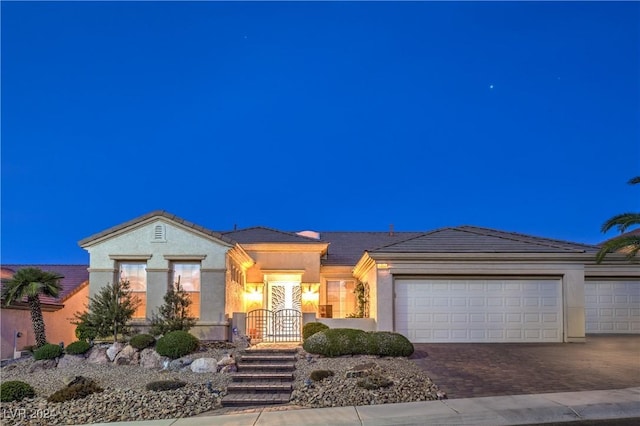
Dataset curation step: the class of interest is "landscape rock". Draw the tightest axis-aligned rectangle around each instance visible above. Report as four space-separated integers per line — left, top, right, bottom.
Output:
114 345 138 365
168 356 193 371
87 346 110 364
57 354 86 369
106 342 125 361
190 357 218 373
28 359 57 373
140 348 168 369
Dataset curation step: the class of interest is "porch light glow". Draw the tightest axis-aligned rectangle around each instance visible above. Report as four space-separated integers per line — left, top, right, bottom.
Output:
376 263 389 269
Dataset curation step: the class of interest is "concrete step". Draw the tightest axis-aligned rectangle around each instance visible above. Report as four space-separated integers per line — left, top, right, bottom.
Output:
226 382 292 393
221 393 291 407
232 372 294 382
244 347 298 354
240 354 298 363
236 362 295 371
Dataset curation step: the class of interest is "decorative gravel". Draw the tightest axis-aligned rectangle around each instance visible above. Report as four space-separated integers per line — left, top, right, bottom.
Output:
0 344 442 425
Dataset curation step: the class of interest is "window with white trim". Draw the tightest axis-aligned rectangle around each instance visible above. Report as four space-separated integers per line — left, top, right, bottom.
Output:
172 263 201 319
326 280 356 318
119 262 147 319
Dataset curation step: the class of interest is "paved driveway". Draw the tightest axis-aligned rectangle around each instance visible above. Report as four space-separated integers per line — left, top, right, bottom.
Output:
409 335 640 399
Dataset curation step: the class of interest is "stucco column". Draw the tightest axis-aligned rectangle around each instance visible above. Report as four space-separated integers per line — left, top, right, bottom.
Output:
87 269 116 299
146 269 169 320
563 268 586 342
376 269 394 331
200 269 227 323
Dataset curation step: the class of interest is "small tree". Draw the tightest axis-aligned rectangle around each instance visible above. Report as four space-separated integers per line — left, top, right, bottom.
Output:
73 280 138 343
149 280 196 336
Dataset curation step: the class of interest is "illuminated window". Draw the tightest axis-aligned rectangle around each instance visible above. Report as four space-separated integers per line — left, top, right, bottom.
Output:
326 280 356 318
120 263 147 319
172 263 201 319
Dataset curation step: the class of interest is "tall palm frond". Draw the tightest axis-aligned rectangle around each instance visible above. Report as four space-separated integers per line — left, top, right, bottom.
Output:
600 212 640 234
596 235 640 263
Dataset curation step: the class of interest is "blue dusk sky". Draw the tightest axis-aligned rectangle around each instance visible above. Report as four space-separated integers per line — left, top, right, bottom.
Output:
1 1 639 264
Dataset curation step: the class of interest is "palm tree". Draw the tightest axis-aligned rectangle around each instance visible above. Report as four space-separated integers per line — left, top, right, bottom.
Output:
2 267 64 347
596 176 640 263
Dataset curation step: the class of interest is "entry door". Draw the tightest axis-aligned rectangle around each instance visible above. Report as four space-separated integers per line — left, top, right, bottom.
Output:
268 281 302 338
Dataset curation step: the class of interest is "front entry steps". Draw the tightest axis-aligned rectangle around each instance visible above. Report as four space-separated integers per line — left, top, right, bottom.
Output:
222 347 298 407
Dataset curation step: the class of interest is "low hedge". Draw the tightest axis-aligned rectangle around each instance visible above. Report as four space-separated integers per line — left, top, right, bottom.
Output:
34 343 63 360
155 331 199 359
303 328 413 357
129 333 155 350
302 322 329 341
65 341 91 355
1 381 35 402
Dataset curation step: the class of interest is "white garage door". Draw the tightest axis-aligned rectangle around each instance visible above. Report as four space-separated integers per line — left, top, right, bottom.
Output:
395 279 563 343
585 280 640 334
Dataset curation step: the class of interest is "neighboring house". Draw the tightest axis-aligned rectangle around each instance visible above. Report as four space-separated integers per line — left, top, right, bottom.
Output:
0 265 89 359
77 210 639 344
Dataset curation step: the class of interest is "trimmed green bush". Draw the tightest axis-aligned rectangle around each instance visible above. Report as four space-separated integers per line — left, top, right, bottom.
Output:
368 332 414 357
34 343 63 360
65 340 91 355
303 329 414 357
47 379 103 403
1 381 35 402
303 322 329 341
146 380 187 391
155 331 199 359
310 370 334 381
129 333 155 350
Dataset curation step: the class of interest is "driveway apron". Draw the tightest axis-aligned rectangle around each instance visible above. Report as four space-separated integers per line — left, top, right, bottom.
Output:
409 335 640 399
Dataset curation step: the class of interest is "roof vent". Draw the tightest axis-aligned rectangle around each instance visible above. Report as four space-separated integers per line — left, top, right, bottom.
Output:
153 224 166 242
297 230 321 240
389 224 394 236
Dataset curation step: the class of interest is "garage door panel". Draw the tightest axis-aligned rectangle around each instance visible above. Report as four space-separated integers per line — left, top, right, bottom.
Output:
395 279 563 343
585 280 640 334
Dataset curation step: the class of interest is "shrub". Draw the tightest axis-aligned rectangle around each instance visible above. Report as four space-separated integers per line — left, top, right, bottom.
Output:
357 373 393 390
310 370 334 381
47 379 103 403
368 332 414 357
129 333 155 350
1 381 35 402
155 330 199 359
302 322 329 341
303 329 414 357
34 343 63 360
146 380 187 392
303 328 369 357
65 341 91 355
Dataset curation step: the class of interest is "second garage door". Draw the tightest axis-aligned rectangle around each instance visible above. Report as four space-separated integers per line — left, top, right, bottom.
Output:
395 278 563 343
585 280 640 334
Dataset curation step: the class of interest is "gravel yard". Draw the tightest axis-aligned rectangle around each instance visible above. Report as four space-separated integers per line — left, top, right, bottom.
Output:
0 343 442 425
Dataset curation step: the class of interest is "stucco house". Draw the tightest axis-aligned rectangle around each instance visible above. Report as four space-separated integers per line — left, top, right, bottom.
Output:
77 210 639 345
1 265 89 359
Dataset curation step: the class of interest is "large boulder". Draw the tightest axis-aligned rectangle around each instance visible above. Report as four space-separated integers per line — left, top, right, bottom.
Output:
168 356 193 371
86 346 110 364
190 357 218 373
57 354 86 369
114 344 138 365
140 348 169 370
106 342 125 361
28 359 57 373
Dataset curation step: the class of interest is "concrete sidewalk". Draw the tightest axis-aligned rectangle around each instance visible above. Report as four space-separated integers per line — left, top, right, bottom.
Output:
84 387 640 426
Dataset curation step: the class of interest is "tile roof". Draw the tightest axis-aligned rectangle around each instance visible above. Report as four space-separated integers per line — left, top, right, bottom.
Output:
1 264 89 306
318 232 424 265
79 210 235 247
221 227 325 244
371 226 601 254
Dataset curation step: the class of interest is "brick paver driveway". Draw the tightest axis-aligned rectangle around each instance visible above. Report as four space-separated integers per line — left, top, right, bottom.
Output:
409 335 640 399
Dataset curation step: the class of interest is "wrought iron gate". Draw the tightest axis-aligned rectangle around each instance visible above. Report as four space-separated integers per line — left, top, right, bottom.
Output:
246 309 302 342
